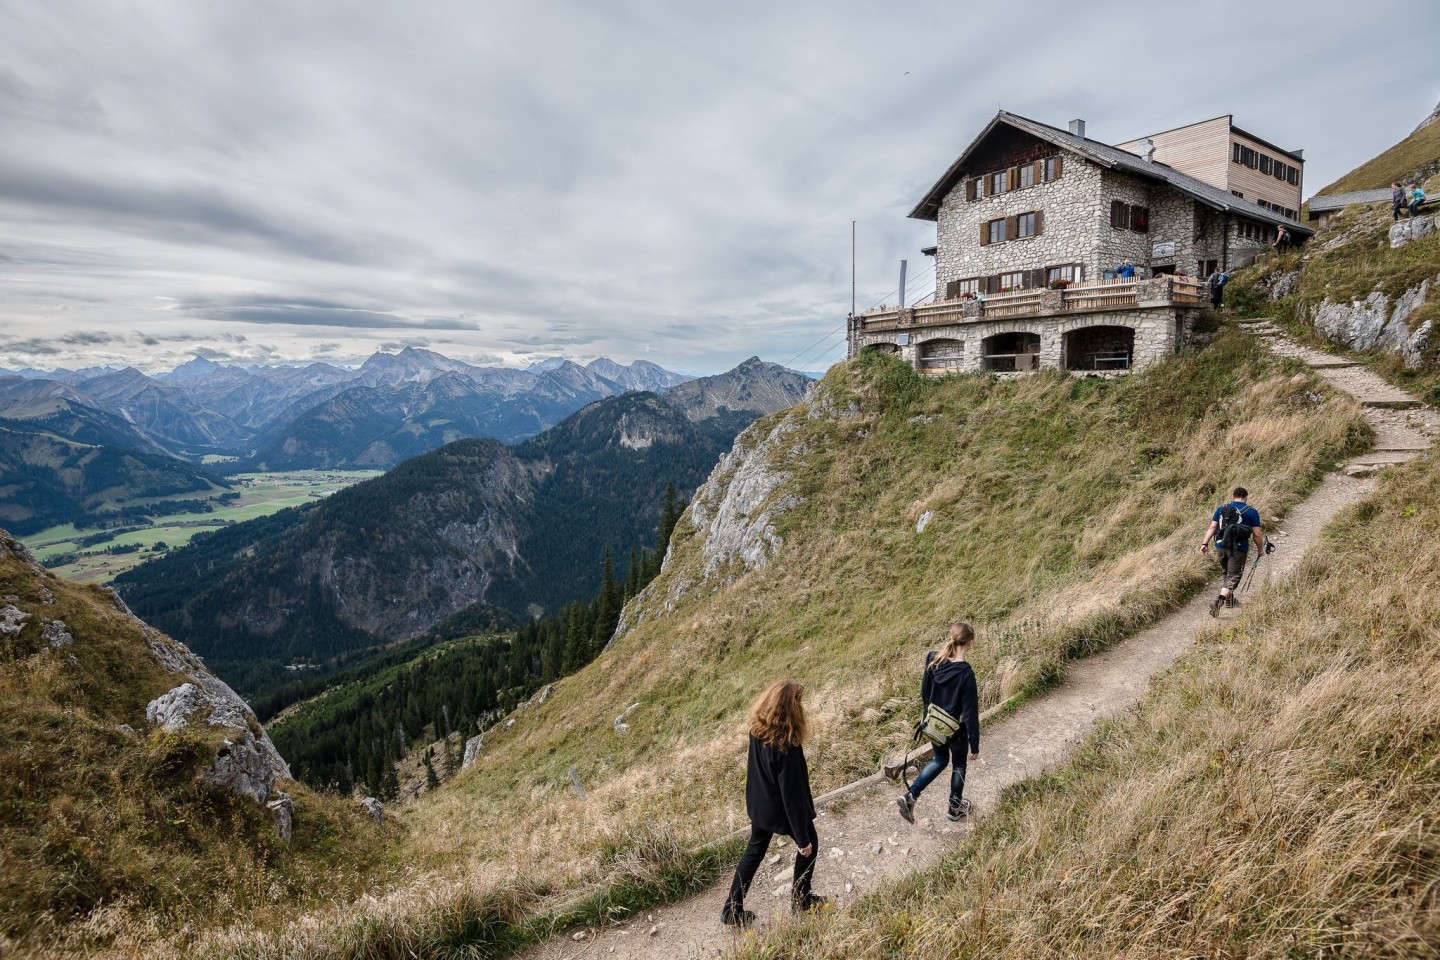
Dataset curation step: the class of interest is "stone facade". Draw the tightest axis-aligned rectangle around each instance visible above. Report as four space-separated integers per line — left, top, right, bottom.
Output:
935 150 1272 298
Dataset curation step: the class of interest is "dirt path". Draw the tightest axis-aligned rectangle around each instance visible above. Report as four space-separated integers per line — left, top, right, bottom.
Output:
524 329 1437 960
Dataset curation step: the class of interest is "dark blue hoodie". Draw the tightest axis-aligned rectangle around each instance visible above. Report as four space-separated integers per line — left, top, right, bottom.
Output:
921 651 981 754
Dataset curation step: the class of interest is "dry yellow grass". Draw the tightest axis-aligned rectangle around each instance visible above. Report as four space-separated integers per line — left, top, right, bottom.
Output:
60 333 1369 958
732 455 1440 959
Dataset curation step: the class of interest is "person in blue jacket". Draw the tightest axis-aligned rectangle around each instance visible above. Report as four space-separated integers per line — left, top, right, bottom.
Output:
721 679 828 927
896 621 981 824
1410 185 1427 218
1201 486 1270 616
1114 259 1137 279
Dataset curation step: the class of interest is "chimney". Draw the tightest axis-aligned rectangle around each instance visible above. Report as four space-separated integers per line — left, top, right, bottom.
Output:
1139 137 1156 162
1068 118 1086 139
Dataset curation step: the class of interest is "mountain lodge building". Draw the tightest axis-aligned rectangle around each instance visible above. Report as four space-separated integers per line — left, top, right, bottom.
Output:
849 111 1312 375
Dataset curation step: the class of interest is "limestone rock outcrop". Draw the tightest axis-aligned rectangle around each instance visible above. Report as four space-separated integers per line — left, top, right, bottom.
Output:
1312 277 1436 365
1389 216 1434 249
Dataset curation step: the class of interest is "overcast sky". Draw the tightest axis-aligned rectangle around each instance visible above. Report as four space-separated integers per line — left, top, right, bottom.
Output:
1 0 1436 375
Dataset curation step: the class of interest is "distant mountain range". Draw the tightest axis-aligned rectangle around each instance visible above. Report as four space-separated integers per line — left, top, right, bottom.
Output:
0 348 704 464
114 364 811 696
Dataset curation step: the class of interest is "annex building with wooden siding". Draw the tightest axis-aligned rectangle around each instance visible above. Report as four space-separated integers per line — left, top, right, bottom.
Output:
848 110 1312 377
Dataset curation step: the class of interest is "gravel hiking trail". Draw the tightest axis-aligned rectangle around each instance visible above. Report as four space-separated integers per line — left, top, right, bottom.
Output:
522 325 1438 960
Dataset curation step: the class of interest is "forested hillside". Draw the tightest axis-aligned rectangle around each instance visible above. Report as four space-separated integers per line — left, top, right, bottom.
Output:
267 492 683 797
0 417 223 536
116 392 736 696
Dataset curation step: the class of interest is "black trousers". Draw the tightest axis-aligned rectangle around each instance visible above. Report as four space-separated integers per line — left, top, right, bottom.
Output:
724 824 816 910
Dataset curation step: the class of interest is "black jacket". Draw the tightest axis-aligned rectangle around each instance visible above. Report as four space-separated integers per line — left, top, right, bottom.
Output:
921 651 981 754
744 735 816 847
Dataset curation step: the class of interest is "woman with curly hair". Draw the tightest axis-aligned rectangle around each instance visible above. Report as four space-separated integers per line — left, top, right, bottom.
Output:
720 679 828 927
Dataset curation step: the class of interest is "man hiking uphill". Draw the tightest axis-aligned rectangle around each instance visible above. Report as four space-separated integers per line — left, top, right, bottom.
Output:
1200 486 1271 616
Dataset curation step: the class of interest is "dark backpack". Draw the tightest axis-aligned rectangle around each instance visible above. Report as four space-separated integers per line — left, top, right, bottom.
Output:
1217 503 1251 551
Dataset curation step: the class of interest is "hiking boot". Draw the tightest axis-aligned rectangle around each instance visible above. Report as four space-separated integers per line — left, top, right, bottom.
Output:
721 904 755 928
947 798 973 822
895 792 916 824
1209 594 1225 618
793 893 829 914
1227 595 1241 609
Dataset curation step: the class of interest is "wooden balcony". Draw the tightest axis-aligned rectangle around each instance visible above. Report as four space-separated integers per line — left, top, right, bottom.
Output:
857 276 1207 331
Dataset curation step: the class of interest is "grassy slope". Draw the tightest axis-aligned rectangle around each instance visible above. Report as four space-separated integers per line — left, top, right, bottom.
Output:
1227 116 1440 402
0 539 390 956
737 453 1440 959
1317 115 1440 195
184 332 1367 958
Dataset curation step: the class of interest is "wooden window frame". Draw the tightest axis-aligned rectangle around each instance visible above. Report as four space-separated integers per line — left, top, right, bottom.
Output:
998 271 1027 291
990 171 1008 196
1043 155 1063 182
1018 164 1036 189
1015 211 1037 238
985 218 1007 244
1129 205 1150 233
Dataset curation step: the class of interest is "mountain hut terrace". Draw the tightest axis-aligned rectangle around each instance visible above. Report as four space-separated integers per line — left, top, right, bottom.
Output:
850 111 1312 375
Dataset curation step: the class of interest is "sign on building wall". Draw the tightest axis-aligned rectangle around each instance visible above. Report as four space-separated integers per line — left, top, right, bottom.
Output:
1151 241 1176 258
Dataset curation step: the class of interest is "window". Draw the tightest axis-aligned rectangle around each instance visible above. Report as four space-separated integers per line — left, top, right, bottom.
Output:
954 278 979 296
967 177 984 201
1130 205 1150 233
1199 259 1218 278
1259 155 1273 175
998 271 1027 290
1046 263 1085 284
1273 160 1288 181
1018 164 1035 188
987 218 1006 244
1286 167 1298 185
1231 190 1244 198
1016 211 1037 237
990 171 1008 195
1044 156 1063 181
1233 143 1242 163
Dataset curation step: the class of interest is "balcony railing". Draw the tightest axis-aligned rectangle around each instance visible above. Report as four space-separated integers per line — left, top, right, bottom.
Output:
857 275 1206 331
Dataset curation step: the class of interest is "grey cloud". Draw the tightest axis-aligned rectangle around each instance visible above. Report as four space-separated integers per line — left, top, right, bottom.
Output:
180 296 477 331
0 159 401 266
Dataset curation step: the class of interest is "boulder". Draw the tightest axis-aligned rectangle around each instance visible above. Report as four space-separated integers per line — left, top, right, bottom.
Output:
360 796 384 826
42 619 73 648
1314 292 1411 353
1404 320 1435 370
266 792 294 843
916 510 934 534
0 605 28 637
462 735 483 769
1389 216 1435 249
146 681 289 805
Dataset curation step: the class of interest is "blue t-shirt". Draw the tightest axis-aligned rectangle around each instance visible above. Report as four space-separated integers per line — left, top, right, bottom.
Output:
1211 501 1261 551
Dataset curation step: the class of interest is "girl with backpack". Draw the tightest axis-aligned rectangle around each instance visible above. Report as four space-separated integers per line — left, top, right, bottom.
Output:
896 622 981 825
721 679 828 927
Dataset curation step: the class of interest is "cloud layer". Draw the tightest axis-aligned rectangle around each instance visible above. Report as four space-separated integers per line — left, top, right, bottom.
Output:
1 0 1437 374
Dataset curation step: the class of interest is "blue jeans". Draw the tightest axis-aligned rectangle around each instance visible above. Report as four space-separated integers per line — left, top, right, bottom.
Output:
908 740 968 807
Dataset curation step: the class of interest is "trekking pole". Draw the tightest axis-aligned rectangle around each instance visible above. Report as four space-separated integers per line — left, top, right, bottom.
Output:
1241 552 1263 593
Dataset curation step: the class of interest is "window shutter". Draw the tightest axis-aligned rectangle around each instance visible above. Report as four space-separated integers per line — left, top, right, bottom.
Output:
1052 154 1063 179
965 179 977 202
945 280 961 299
1004 215 1017 241
1006 167 1016 191
1028 268 1044 289
1034 210 1044 236
1110 200 1125 229
982 174 991 198
1032 160 1043 186
980 222 990 246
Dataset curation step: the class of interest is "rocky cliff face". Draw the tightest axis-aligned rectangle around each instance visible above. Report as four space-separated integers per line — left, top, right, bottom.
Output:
0 527 289 806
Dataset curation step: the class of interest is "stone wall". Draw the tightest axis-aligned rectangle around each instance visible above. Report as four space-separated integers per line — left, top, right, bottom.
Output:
935 151 1257 292
854 306 1183 375
934 157 1105 296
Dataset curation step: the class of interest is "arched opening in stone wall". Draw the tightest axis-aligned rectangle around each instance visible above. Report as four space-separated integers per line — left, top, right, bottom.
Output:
918 338 964 376
980 332 1041 372
861 342 901 355
1063 325 1135 371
